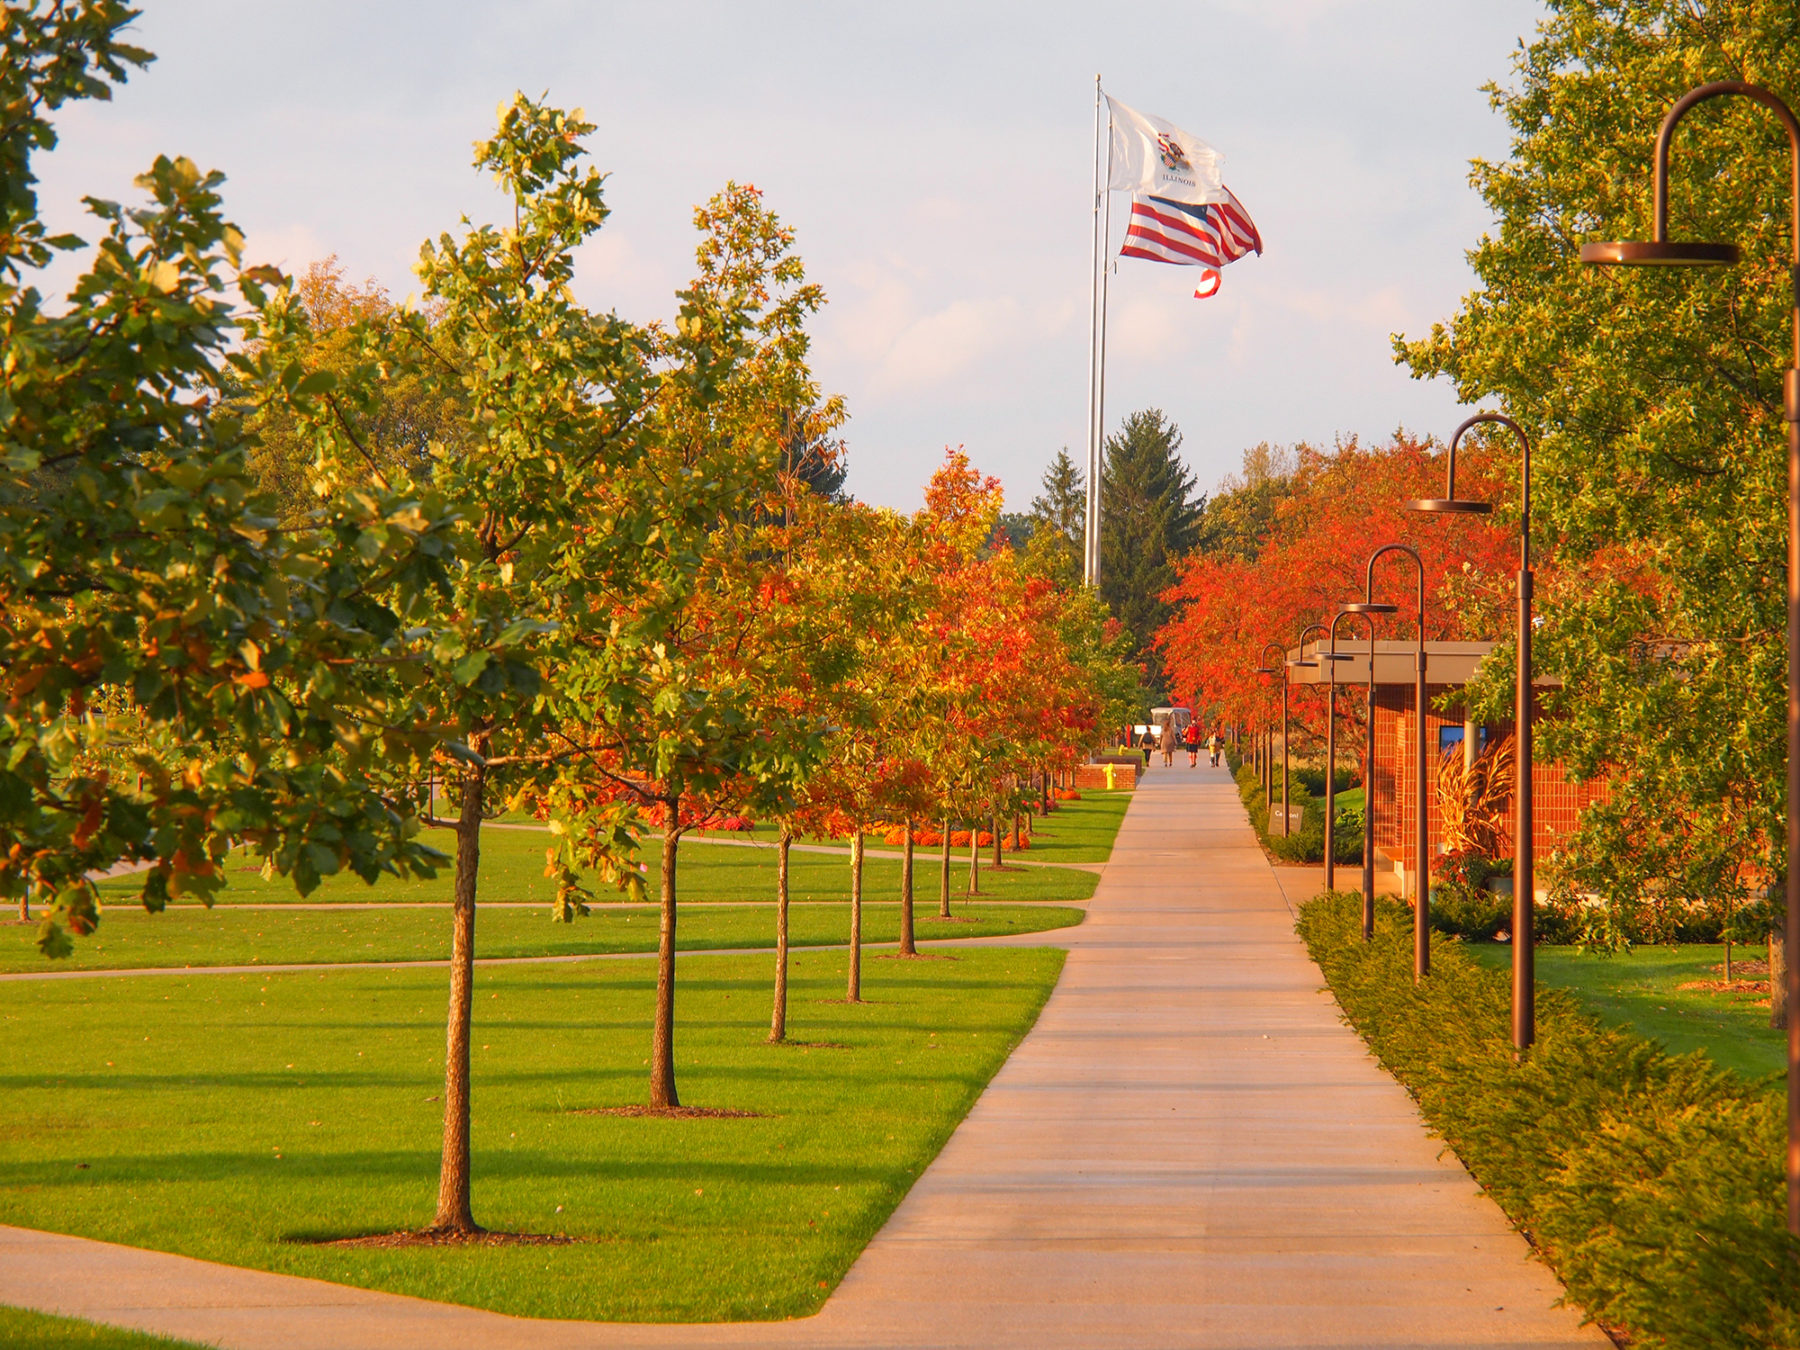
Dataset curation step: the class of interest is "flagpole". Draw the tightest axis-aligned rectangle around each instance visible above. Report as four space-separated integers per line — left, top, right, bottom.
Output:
1084 75 1103 586
1092 101 1114 588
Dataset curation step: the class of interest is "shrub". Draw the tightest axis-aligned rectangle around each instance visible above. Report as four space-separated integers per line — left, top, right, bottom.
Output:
1292 766 1359 796
1237 765 1361 864
1296 891 1800 1350
1429 881 1511 940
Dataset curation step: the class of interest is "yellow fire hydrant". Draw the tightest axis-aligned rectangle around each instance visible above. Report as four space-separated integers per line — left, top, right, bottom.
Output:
1104 764 1117 790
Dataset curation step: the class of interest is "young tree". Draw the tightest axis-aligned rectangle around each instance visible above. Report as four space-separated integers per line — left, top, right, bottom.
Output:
563 182 842 1095
266 100 795 1230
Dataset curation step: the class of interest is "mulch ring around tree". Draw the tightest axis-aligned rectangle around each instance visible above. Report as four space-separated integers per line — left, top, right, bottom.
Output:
877 951 958 961
302 1229 592 1248
1678 957 1777 999
569 1105 765 1119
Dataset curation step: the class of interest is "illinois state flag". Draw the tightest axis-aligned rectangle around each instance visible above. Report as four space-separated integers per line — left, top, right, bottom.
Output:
1120 189 1263 299
1105 95 1226 206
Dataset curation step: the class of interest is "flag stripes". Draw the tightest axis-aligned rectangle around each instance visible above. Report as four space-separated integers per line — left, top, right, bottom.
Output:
1120 191 1263 269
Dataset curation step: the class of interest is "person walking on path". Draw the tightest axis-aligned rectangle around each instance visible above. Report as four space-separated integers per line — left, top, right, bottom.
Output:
1184 720 1202 767
1207 730 1222 767
1158 719 1175 768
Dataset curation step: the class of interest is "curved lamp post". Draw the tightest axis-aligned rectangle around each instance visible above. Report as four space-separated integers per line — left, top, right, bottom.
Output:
1322 610 1372 897
1285 623 1328 838
1578 78 1800 1231
1253 642 1287 824
1409 413 1537 1051
1344 544 1431 981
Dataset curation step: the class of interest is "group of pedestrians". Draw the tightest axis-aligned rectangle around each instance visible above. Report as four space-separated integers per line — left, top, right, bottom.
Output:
1159 722 1223 768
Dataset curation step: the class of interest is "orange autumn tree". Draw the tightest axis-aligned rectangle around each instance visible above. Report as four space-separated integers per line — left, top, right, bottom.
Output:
1158 435 1520 765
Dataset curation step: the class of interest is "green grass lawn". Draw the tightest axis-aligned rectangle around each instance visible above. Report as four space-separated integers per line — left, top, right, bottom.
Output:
0 1307 207 1350
1464 941 1785 1079
705 789 1131 865
90 824 1106 910
0 946 1065 1322
16 834 1093 973
0 901 1082 974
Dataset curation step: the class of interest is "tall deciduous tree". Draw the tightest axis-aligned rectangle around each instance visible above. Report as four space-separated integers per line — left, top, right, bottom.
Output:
1099 409 1205 700
1395 0 1795 935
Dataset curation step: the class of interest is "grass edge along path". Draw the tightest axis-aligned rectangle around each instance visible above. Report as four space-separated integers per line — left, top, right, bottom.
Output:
0 946 1067 1323
0 1304 209 1350
1297 891 1798 1350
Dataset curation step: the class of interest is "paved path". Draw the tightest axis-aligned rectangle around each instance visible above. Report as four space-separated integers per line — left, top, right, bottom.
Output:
1 767 1602 1348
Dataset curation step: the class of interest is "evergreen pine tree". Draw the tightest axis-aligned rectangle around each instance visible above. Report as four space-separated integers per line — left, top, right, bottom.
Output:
1030 446 1086 565
1098 409 1205 699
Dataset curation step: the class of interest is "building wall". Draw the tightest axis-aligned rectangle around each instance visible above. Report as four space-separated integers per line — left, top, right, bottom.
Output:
1368 687 1609 895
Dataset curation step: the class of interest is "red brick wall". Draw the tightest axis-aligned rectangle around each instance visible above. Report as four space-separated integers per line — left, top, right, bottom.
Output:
1367 687 1609 888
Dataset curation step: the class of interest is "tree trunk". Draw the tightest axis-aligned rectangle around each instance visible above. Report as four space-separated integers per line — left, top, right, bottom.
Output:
19 891 28 921
967 822 980 895
938 817 952 918
1724 891 1733 984
899 821 916 956
1041 769 1053 815
650 804 682 1109
1772 928 1788 1031
432 766 484 1234
1013 813 1023 851
990 811 1003 869
769 829 792 1043
846 830 864 1002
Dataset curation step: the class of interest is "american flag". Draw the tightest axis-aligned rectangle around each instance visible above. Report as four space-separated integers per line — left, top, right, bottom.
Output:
1120 188 1262 298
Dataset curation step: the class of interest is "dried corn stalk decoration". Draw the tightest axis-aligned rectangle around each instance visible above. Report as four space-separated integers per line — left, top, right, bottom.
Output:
1437 735 1515 857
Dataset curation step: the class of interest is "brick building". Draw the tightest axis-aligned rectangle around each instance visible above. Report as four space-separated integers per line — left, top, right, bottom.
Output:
1287 639 1607 899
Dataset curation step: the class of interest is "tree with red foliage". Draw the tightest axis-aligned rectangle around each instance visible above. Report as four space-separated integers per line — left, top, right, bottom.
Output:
1157 435 1521 768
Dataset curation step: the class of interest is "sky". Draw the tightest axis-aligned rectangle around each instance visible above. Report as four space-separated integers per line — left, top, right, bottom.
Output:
33 0 1547 510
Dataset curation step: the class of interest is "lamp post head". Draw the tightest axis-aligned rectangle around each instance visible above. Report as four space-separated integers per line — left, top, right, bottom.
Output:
1406 496 1492 514
1579 240 1739 266
1253 665 1278 675
1288 657 1319 668
1340 601 1398 615
1318 652 1357 662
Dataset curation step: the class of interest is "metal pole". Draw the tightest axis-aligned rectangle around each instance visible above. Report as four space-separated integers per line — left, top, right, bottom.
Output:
1324 612 1367 894
1362 629 1377 941
1437 412 1538 1047
1281 673 1290 837
1415 569 1430 983
1083 76 1102 586
1325 630 1337 887
1092 118 1113 589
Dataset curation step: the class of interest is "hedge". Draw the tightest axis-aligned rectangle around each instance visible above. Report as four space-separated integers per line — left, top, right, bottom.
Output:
1234 763 1360 864
1296 891 1799 1350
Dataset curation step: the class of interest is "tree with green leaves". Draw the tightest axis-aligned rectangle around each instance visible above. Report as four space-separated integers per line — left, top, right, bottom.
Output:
1396 0 1797 942
1 2 449 958
265 101 807 1230
1029 446 1086 566
1194 441 1297 561
1099 408 1205 700
564 181 841 1106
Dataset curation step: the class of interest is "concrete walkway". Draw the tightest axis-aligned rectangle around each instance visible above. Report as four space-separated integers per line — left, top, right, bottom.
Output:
1 767 1603 1348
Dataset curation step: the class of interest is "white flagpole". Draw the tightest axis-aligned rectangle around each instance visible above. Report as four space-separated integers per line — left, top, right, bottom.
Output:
1084 75 1103 586
1091 98 1114 588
